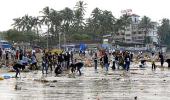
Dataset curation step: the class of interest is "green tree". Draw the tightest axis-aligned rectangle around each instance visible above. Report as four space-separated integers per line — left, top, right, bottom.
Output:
73 1 87 33
40 6 52 48
86 8 102 40
86 8 115 40
138 16 153 44
60 7 74 42
12 15 33 32
99 10 115 35
118 14 131 32
3 29 37 43
158 18 170 47
49 9 63 45
12 17 22 31
60 7 74 33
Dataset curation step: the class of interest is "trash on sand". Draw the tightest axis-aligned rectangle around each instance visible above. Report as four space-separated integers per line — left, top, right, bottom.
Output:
14 85 21 90
2 74 13 79
34 79 49 83
50 85 55 87
52 80 58 82
0 77 4 80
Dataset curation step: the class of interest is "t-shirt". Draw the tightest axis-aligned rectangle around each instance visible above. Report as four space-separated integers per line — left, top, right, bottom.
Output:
125 56 130 63
112 56 115 62
151 55 156 62
32 50 36 54
31 56 37 63
2 50 5 55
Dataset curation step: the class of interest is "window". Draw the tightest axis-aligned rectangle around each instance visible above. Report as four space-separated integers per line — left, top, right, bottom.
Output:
138 31 142 34
133 32 136 34
135 18 137 23
138 36 144 39
126 34 131 36
126 39 131 41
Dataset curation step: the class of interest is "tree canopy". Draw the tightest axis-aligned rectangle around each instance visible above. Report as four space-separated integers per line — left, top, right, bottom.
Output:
0 1 169 48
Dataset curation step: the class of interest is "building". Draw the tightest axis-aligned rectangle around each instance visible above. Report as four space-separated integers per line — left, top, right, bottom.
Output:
148 22 158 43
114 14 159 46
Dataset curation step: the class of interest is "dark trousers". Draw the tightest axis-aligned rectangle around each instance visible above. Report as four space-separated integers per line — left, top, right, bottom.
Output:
112 61 115 70
77 67 81 76
125 62 130 71
49 62 53 71
161 61 164 66
152 62 156 70
13 67 20 77
42 63 48 74
31 62 38 70
94 61 97 70
66 60 70 69
168 63 170 68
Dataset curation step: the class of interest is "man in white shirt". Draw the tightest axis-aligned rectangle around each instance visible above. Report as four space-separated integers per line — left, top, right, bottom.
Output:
151 53 156 70
32 49 36 55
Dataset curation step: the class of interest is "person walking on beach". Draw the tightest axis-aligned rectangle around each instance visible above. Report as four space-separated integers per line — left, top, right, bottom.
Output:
30 54 38 70
124 52 131 71
103 53 109 72
42 53 48 74
111 52 116 70
93 52 98 72
159 52 164 67
151 52 156 70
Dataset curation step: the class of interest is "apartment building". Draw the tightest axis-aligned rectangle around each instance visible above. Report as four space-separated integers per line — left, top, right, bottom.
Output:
114 14 159 45
148 22 158 43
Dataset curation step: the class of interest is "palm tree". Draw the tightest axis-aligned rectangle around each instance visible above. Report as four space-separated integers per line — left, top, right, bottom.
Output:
40 6 52 49
30 17 41 33
89 8 102 34
120 14 131 31
20 15 34 32
73 1 87 33
12 15 33 32
158 18 170 45
12 17 22 31
29 16 42 44
40 7 51 25
60 7 74 34
49 9 63 45
100 10 115 35
60 7 74 43
114 19 123 33
138 16 153 44
74 1 87 16
86 8 115 40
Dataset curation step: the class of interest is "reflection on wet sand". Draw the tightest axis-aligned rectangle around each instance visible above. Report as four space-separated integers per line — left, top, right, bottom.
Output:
0 62 170 100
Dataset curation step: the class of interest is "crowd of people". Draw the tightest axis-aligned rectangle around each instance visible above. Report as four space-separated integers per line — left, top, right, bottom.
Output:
1 47 170 78
91 50 170 73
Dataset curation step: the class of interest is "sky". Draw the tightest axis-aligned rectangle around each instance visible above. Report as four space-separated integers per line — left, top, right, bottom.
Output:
0 0 170 31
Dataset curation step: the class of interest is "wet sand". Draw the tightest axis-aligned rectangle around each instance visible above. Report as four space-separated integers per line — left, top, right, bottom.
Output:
0 62 170 100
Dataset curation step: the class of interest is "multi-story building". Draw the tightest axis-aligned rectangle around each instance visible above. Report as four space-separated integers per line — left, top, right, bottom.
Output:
114 14 159 46
148 22 158 43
